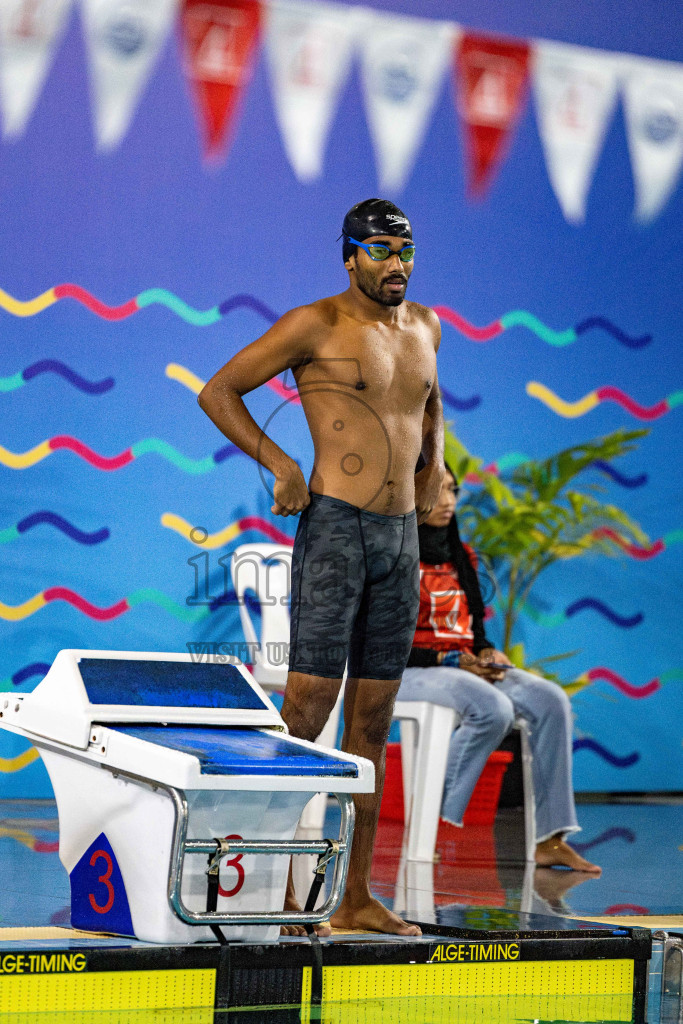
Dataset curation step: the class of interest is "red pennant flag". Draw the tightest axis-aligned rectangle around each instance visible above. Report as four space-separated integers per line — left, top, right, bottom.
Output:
181 0 261 162
455 33 530 198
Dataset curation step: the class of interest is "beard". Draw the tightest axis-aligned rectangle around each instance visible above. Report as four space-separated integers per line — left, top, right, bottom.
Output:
354 262 407 307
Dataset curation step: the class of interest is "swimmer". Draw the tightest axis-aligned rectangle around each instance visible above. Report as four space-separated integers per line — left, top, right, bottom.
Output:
198 198 444 936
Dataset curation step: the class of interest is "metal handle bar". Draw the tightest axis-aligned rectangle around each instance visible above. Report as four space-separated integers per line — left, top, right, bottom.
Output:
105 764 355 928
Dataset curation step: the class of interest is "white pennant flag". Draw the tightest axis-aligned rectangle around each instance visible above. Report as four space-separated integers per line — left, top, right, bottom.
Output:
621 57 683 222
533 40 620 223
82 0 178 150
264 0 364 181
0 0 72 139
360 12 457 192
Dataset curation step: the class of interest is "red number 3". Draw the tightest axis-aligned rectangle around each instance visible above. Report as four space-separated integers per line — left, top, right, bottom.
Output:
88 849 115 914
218 833 245 898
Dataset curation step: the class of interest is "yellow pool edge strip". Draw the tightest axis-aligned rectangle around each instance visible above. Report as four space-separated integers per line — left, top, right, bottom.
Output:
0 926 112 941
161 512 241 549
0 967 216 1018
165 362 206 395
526 380 600 418
0 287 57 317
575 914 683 927
301 959 635 1024
0 747 39 772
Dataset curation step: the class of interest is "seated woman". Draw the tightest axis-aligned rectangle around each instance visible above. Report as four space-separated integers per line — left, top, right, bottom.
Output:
397 464 600 872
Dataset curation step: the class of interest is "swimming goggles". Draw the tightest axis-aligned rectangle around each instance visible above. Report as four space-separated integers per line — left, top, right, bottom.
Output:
346 236 416 262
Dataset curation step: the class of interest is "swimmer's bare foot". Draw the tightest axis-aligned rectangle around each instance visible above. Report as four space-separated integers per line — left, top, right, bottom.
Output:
280 885 331 938
535 837 601 874
330 890 421 936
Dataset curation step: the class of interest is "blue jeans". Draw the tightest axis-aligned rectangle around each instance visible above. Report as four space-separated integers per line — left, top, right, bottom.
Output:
397 665 579 842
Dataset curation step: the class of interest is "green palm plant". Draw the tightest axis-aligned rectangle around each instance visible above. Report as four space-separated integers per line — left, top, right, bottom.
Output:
444 427 650 664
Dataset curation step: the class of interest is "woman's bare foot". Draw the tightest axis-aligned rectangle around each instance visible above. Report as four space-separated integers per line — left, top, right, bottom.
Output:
535 836 602 874
330 892 421 936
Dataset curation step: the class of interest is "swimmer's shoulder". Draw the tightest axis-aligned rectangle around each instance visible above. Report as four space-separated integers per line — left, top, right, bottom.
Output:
277 297 342 332
405 301 441 348
269 300 336 360
309 295 347 325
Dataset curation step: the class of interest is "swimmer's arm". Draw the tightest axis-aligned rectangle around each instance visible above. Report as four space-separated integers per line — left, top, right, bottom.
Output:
420 310 444 472
421 373 444 470
415 311 444 522
198 307 317 477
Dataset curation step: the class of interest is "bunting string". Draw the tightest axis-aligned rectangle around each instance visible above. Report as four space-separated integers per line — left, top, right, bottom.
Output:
0 0 681 220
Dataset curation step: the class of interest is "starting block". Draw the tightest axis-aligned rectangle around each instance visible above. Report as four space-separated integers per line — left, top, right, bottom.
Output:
0 650 373 944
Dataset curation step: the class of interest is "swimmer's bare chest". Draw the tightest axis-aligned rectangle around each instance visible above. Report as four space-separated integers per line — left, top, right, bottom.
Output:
292 314 436 514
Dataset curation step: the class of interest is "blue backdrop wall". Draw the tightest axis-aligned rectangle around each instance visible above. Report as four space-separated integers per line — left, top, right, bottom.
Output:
1 0 681 796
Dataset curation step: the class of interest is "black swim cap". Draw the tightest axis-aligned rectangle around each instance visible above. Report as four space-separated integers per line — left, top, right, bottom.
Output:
341 198 412 262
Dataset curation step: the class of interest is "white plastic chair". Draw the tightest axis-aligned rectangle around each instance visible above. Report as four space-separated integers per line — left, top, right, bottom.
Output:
231 543 344 829
392 700 536 863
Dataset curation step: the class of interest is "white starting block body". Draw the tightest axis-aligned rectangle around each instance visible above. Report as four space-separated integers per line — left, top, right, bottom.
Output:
0 650 373 944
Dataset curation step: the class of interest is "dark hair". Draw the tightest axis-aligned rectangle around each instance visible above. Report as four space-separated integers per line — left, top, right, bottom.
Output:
442 461 486 625
416 456 488 639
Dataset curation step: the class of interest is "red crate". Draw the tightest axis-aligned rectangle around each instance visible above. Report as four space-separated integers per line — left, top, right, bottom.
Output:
379 743 405 822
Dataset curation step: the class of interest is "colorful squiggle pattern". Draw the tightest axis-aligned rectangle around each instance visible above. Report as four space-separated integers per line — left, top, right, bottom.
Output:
527 381 683 420
0 435 242 473
440 385 481 411
0 360 113 395
0 747 39 772
1 286 651 354
572 827 636 853
523 598 643 629
433 306 652 348
1 662 50 690
575 666 683 699
0 513 293 620
0 285 279 327
0 584 260 626
0 512 109 545
592 460 648 489
162 513 294 548
0 587 217 624
594 527 683 560
572 738 640 767
0 825 59 853
464 452 647 489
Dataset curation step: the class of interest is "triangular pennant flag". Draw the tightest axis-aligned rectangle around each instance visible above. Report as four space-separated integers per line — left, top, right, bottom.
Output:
181 0 261 162
455 32 531 198
0 0 72 139
82 0 178 151
264 0 363 182
533 41 620 223
621 56 683 222
360 12 457 192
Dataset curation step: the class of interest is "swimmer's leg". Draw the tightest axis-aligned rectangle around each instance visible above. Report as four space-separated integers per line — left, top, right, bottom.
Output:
280 671 344 937
329 675 421 937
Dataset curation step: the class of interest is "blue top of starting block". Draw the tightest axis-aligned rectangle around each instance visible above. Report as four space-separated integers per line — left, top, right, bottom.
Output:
111 725 358 777
79 659 267 711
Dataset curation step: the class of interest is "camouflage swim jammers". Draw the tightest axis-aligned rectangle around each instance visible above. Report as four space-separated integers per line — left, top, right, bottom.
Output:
288 493 420 680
